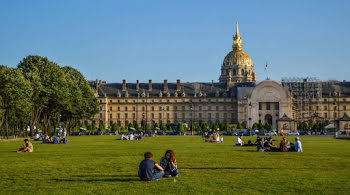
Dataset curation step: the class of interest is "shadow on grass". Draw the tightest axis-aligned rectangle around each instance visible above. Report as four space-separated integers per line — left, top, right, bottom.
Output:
73 174 135 178
53 177 139 182
183 167 308 170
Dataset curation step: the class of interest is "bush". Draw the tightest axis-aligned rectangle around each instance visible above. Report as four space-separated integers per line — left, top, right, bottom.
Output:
237 122 244 129
98 123 105 131
178 124 185 132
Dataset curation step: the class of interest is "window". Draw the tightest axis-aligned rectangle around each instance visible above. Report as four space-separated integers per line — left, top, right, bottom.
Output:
344 106 347 110
159 100 162 103
100 106 102 111
159 113 162 119
223 106 226 111
182 113 185 119
166 106 169 111
324 106 327 110
208 113 211 119
316 106 319 110
118 100 120 103
167 113 169 119
182 106 185 110
142 107 145 111
133 113 136 119
343 99 346 102
152 100 154 103
159 106 162 111
266 102 270 110
216 106 219 111
167 100 170 103
199 106 202 111
216 113 219 119
174 113 177 119
110 106 112 111
118 107 120 111
174 106 177 111
208 106 212 111
151 113 154 119
199 113 202 118
125 106 128 111
100 100 102 103
125 113 128 119
151 107 154 111
334 112 337 118
324 99 327 102
125 100 128 103
110 114 112 119
110 100 112 103
174 100 177 103
117 113 120 119
100 113 102 118
275 103 279 110
259 102 262 110
133 107 136 111
224 113 227 119
324 113 327 118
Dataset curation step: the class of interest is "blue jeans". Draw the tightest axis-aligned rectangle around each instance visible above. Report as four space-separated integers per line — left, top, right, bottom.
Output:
170 169 179 176
152 171 164 181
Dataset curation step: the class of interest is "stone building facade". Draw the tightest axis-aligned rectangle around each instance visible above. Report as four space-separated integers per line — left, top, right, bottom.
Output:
89 23 350 132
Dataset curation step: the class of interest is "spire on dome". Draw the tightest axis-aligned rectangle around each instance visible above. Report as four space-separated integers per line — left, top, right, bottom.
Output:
233 21 242 50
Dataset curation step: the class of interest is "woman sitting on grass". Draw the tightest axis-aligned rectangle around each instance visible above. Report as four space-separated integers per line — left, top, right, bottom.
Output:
18 139 34 153
160 150 178 177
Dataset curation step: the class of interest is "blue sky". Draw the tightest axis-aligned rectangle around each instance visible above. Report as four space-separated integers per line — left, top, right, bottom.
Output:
0 0 349 83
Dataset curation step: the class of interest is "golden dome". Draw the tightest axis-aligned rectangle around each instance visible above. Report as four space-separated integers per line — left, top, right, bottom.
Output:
223 50 253 66
223 21 253 67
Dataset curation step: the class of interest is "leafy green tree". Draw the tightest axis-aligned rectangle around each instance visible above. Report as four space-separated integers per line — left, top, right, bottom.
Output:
237 122 244 129
111 123 120 132
265 123 273 131
178 123 185 132
128 123 134 131
0 66 33 138
252 123 258 129
145 124 151 130
99 123 105 131
153 123 159 129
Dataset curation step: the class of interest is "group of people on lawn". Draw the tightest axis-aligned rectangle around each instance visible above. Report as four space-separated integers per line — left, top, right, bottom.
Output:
120 133 142 140
203 132 223 143
138 150 179 181
34 132 68 144
235 135 303 152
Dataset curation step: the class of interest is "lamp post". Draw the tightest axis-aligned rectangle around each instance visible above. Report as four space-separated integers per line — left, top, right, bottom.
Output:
248 103 252 136
333 99 336 137
190 105 193 136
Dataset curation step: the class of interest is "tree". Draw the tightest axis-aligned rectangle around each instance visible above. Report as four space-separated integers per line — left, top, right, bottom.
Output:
252 123 258 129
265 123 273 131
145 124 151 131
99 123 105 131
0 66 33 138
237 122 244 129
178 123 185 132
111 123 120 132
128 123 134 131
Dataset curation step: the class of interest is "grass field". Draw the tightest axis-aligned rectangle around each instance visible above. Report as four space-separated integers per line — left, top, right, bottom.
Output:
1 135 350 195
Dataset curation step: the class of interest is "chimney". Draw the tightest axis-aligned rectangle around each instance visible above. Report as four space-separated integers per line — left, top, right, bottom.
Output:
163 80 168 92
148 80 152 91
122 80 126 91
176 80 181 91
136 80 139 91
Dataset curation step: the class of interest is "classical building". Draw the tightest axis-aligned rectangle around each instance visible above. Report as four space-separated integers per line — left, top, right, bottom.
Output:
89 22 350 132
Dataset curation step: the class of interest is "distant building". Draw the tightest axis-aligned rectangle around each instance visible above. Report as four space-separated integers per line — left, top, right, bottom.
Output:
88 23 350 132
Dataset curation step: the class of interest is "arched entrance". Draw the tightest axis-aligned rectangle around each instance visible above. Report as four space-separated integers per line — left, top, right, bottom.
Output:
265 114 272 125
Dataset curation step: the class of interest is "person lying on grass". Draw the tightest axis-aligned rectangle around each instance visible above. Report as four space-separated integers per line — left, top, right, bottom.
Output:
138 152 164 181
18 139 34 153
160 150 178 177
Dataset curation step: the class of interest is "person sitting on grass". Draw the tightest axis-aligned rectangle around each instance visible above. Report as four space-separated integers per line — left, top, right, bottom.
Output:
279 137 289 152
254 136 260 145
59 136 68 144
138 152 164 181
264 137 278 151
235 135 244 146
52 136 59 144
210 132 220 142
18 139 34 153
47 136 53 143
294 137 303 152
256 137 264 152
34 133 40 141
160 150 179 177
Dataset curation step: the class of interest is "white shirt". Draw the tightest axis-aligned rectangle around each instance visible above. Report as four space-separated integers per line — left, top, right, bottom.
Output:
235 137 243 145
295 140 303 152
34 134 40 139
129 134 134 140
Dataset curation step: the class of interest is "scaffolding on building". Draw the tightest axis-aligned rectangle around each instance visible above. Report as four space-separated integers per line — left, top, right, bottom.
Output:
281 77 322 124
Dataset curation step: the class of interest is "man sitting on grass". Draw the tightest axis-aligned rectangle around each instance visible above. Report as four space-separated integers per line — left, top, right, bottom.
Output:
294 137 303 152
18 139 34 153
138 152 164 181
235 135 244 146
264 137 278 151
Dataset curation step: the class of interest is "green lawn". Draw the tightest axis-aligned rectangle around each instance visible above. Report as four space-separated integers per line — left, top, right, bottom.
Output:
0 135 350 194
